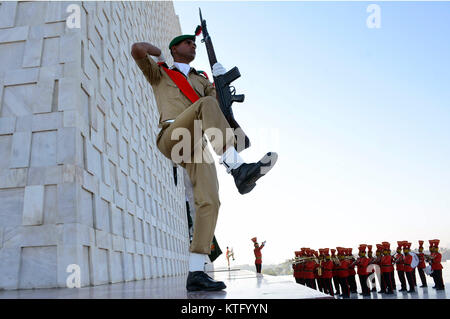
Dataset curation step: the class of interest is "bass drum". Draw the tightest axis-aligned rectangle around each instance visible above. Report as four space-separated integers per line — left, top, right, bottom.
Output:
424 265 433 276
410 252 419 268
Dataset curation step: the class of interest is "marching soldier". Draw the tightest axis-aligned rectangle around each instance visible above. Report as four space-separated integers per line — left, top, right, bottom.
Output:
394 241 407 292
387 242 397 290
429 239 445 290
367 245 377 292
331 249 341 295
347 248 357 293
251 237 265 274
321 248 335 296
417 240 427 287
353 244 371 296
293 251 302 284
315 250 324 292
299 248 308 285
380 242 395 294
303 249 317 289
375 244 386 293
336 247 350 298
402 242 416 293
132 25 277 292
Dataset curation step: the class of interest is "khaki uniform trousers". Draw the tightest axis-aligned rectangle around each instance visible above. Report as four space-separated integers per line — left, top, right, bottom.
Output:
156 96 235 254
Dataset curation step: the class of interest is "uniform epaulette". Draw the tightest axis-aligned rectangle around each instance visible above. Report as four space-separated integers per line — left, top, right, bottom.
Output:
196 70 210 80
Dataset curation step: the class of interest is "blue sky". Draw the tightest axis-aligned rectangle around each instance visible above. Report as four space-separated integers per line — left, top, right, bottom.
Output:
172 1 450 266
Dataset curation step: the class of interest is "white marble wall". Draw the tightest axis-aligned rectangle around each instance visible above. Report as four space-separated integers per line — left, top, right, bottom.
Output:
0 1 189 290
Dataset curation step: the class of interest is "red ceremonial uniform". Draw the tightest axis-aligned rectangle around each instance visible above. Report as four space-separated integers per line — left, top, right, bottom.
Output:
347 248 356 276
355 244 371 295
380 242 395 293
395 255 405 271
338 260 349 278
394 241 406 272
403 254 413 273
402 242 416 292
331 249 338 277
416 240 428 287
322 260 334 279
356 256 370 276
380 255 394 273
429 239 445 290
431 251 443 271
293 251 302 279
313 251 320 280
418 240 426 269
299 257 305 280
418 252 426 269
303 260 316 279
254 242 264 264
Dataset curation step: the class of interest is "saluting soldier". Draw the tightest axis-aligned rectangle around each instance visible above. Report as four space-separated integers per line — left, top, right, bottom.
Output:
252 237 265 274
132 28 277 292
417 240 427 288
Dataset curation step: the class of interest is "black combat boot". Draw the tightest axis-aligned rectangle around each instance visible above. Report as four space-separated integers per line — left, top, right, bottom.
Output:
231 152 278 194
186 271 227 292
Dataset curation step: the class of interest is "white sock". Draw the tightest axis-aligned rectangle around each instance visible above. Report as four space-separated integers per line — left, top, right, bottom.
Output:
219 146 244 173
189 253 206 272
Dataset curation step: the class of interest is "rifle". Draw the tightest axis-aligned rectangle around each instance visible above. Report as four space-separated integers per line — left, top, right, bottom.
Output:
198 8 250 152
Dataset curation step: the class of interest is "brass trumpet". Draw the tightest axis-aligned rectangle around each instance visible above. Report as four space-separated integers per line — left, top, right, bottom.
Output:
290 256 319 265
332 256 340 264
317 260 323 276
340 256 356 261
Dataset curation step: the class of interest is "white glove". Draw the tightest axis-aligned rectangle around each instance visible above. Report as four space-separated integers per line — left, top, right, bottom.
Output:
156 53 165 63
212 62 226 76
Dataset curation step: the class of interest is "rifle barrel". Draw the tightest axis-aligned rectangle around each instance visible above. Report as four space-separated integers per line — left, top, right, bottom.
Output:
199 8 217 65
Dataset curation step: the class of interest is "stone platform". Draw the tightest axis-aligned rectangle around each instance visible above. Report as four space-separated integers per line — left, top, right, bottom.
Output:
0 269 331 299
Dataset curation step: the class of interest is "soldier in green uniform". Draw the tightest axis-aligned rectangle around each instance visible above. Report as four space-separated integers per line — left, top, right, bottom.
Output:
131 32 277 292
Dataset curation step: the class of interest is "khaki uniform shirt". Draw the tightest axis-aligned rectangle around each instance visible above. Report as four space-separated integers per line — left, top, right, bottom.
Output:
134 54 216 128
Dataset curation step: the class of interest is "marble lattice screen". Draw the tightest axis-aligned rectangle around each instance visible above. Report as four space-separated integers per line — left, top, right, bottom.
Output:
0 1 190 289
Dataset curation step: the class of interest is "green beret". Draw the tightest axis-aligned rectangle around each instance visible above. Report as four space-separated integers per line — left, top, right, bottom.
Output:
169 34 196 50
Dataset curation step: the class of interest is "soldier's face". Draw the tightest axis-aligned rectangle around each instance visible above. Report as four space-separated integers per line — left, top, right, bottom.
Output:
174 39 196 61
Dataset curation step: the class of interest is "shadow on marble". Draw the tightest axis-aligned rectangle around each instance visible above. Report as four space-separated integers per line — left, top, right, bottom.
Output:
0 270 331 299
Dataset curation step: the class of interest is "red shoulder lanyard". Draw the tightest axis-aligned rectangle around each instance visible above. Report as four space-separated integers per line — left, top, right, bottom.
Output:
158 62 200 104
